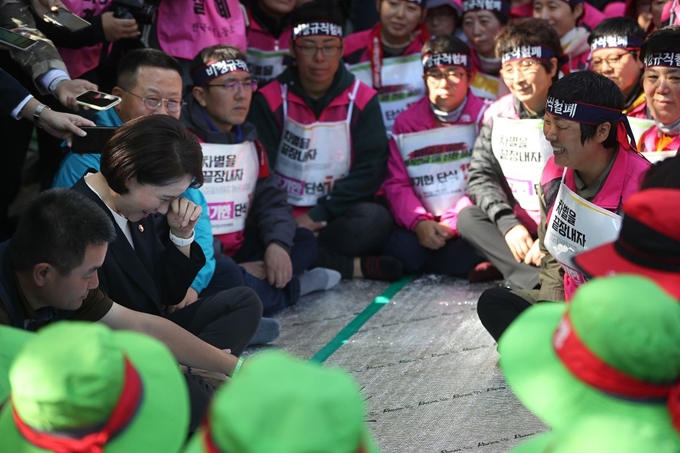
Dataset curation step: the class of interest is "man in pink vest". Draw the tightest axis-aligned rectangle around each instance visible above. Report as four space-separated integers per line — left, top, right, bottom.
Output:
248 0 402 281
382 35 495 278
246 0 295 84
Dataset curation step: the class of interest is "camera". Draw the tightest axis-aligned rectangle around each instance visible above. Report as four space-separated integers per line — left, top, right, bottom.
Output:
112 0 157 25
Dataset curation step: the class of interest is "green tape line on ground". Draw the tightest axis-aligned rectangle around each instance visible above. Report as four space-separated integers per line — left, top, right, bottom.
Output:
310 275 415 364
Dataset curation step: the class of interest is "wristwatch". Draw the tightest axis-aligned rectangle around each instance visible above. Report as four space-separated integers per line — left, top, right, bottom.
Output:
169 230 195 247
33 104 50 129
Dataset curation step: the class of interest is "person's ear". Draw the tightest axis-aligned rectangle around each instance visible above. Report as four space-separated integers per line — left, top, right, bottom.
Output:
595 122 612 143
192 86 208 107
548 57 559 78
32 263 52 287
573 2 584 22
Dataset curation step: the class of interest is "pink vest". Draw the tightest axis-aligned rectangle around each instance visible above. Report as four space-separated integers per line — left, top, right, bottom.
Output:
259 78 377 214
385 94 488 232
245 8 291 82
58 0 110 78
640 126 680 152
541 150 650 300
157 0 247 60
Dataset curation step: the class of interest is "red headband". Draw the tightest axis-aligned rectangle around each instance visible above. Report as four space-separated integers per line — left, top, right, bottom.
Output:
12 357 143 453
553 313 680 430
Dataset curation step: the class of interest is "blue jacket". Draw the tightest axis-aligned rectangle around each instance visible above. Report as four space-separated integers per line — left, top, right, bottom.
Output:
52 109 216 295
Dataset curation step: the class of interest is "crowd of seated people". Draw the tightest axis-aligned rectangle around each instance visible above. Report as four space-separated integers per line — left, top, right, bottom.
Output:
0 0 679 450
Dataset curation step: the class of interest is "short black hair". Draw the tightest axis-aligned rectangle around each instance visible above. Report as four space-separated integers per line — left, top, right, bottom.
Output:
422 35 472 75
422 35 471 56
640 25 680 61
641 155 680 190
101 115 204 195
496 18 562 81
291 0 345 29
117 49 182 91
547 71 624 148
8 189 116 276
588 17 645 47
190 45 248 77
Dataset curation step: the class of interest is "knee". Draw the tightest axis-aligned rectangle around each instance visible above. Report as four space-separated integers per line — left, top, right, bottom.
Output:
456 206 483 238
352 203 394 235
476 287 512 324
293 226 316 246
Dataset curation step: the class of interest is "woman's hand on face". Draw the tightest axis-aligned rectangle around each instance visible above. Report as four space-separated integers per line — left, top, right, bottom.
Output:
167 197 201 238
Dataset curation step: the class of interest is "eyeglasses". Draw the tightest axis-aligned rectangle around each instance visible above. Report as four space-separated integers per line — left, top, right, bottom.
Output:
500 59 541 77
120 88 185 112
425 70 467 83
591 52 631 70
294 43 342 57
204 79 258 92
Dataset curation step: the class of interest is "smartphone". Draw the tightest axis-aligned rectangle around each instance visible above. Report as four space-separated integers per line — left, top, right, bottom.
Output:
0 27 38 51
76 90 121 111
71 127 117 153
43 7 91 33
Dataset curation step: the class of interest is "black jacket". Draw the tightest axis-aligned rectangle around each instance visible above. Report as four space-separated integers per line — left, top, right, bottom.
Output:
73 178 206 315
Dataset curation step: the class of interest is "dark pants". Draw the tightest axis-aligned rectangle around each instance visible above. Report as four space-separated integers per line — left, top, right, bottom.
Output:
381 228 485 276
166 286 262 356
184 373 214 434
315 202 395 278
477 287 533 342
204 228 318 317
457 206 540 290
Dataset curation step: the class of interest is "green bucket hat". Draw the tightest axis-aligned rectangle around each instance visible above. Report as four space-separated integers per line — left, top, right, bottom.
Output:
0 321 189 453
183 350 381 453
0 325 33 402
511 416 680 452
499 275 680 437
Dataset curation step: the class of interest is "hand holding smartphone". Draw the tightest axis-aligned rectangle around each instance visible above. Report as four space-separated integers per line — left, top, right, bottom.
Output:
43 7 91 33
76 90 121 110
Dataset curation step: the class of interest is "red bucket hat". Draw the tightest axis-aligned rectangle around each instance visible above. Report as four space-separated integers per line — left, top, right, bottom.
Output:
571 188 680 299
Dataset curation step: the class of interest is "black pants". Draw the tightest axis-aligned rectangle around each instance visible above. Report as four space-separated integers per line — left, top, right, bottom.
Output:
205 228 318 317
167 286 262 356
184 373 214 434
457 206 540 290
315 202 394 278
381 227 485 276
477 287 533 342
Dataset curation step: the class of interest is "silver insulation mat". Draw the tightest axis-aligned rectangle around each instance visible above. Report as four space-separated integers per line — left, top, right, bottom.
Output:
266 276 548 452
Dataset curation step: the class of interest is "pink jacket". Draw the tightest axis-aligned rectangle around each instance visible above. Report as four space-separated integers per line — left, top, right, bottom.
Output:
541 149 650 300
639 126 680 152
384 94 488 233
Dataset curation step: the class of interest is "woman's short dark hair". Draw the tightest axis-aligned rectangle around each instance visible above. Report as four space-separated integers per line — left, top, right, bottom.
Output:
496 18 562 81
101 115 204 195
190 45 248 79
8 189 116 276
640 25 680 61
547 71 624 148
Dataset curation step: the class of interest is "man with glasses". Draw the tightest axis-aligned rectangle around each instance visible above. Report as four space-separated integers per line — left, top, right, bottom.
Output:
588 18 652 143
381 35 497 280
53 49 186 189
248 1 403 282
180 44 340 320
